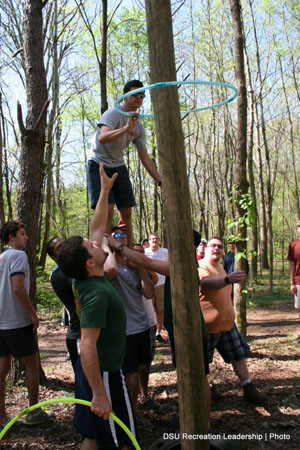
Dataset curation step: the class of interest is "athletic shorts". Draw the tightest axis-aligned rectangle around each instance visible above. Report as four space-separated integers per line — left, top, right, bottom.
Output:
206 323 250 364
74 357 136 449
87 159 136 210
122 329 152 374
140 325 156 372
152 284 165 313
0 325 37 358
294 285 300 309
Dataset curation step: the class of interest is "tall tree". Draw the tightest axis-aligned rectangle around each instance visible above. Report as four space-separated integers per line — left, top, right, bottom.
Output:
146 1 209 448
16 0 49 302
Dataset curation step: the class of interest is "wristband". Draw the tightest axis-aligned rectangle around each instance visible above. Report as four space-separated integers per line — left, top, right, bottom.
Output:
224 276 230 284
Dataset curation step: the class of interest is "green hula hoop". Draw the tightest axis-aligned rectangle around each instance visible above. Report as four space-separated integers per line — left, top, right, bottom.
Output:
0 397 141 450
114 80 238 118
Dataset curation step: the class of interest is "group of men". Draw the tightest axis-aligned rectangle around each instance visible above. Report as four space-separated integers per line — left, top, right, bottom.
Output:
1 78 299 448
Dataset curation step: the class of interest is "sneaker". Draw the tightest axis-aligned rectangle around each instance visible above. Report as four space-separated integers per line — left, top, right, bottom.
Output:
0 417 23 432
156 334 166 343
24 408 54 426
243 382 266 405
138 395 158 409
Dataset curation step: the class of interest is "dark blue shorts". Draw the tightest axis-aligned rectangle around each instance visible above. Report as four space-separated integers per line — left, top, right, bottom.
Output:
87 160 136 210
0 325 37 358
122 329 152 374
74 357 136 449
206 323 250 364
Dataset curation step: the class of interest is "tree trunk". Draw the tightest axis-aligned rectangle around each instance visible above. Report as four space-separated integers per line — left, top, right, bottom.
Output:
16 0 49 304
0 93 5 226
145 1 209 448
244 38 258 282
229 0 249 337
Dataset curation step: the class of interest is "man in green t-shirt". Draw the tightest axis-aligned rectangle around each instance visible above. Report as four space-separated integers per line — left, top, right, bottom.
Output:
57 164 135 450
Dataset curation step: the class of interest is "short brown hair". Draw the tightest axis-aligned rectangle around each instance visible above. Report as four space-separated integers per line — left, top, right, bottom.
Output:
0 221 25 244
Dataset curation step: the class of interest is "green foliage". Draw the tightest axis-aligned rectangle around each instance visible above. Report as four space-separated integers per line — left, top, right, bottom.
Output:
36 266 61 318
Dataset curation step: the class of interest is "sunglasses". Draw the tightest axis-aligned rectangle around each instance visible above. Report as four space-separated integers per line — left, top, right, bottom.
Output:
114 232 127 238
131 92 145 98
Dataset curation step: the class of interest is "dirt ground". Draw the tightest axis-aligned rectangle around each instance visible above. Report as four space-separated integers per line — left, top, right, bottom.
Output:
1 297 299 450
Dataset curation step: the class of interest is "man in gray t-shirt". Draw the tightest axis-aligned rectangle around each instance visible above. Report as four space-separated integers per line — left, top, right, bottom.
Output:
106 226 154 411
87 79 162 247
0 221 52 427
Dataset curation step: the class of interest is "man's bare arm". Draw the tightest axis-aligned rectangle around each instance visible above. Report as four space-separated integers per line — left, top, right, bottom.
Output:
108 237 170 276
80 327 112 420
200 270 246 291
11 274 39 331
90 163 118 244
137 267 154 299
289 261 297 294
99 117 138 144
138 148 162 183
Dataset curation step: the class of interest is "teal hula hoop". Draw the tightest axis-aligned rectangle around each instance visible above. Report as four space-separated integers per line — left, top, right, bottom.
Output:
114 80 238 118
0 397 141 450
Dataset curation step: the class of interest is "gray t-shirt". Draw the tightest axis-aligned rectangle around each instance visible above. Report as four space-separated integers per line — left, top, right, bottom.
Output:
0 249 32 330
89 105 146 168
111 264 149 335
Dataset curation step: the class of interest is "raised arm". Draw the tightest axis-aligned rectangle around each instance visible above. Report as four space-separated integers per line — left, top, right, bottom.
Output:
99 116 139 144
108 237 170 276
90 163 118 244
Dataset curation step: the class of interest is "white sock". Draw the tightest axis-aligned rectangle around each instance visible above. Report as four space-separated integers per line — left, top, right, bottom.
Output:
241 377 252 386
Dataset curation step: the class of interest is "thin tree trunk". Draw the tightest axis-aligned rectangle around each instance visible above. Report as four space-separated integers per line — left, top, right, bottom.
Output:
229 0 249 337
0 93 5 226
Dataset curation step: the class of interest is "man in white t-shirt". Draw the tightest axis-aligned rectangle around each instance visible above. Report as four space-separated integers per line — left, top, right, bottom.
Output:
145 233 168 343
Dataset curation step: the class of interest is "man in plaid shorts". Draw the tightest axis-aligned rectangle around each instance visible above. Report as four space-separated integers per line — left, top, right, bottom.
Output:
198 237 265 405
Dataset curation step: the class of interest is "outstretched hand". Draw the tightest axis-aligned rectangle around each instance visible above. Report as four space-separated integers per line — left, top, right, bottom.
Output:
228 270 246 284
99 162 118 192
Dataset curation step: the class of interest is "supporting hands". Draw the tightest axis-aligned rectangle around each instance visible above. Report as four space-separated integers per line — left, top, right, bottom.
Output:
99 162 118 192
125 113 139 136
228 270 246 284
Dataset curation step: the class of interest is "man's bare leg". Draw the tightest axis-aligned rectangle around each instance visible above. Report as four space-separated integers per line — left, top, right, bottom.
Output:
81 438 97 450
106 203 115 235
125 372 139 412
21 352 39 406
0 355 11 425
118 206 133 248
231 358 249 382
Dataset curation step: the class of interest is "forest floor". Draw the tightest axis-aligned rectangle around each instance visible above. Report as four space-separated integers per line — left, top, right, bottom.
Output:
1 290 300 450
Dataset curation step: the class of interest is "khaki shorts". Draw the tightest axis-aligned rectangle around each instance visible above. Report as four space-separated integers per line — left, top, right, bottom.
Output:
295 285 300 309
152 284 165 313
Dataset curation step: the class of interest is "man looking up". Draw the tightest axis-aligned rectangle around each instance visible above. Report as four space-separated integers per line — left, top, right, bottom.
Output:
198 237 265 405
106 227 154 411
145 233 168 343
57 164 135 450
0 221 52 427
87 79 161 247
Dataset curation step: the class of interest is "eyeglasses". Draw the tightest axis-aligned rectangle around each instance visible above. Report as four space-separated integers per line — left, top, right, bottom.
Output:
131 92 145 98
114 232 127 238
207 244 223 249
